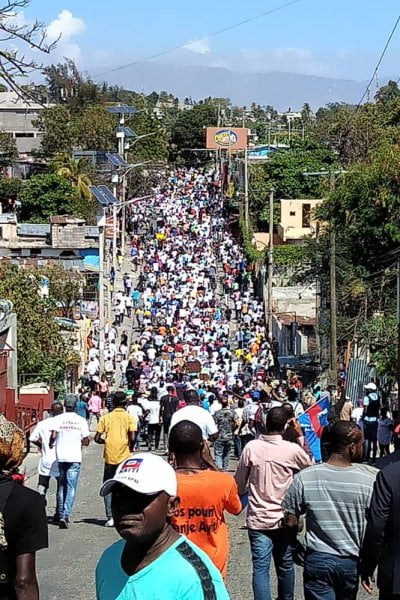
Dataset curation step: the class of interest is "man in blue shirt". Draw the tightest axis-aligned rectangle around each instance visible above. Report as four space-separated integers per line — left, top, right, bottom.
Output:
96 452 229 600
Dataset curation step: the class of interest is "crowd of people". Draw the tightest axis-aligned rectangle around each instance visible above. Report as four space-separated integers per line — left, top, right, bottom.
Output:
2 168 400 600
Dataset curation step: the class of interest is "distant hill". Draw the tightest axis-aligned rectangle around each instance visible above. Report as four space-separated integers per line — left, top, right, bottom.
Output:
104 62 374 110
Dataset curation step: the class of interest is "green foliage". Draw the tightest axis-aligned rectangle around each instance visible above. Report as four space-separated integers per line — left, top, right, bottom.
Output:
0 177 21 205
34 105 75 157
358 313 397 378
273 245 307 267
39 264 83 319
18 173 79 222
249 141 336 219
238 216 265 264
168 99 219 164
0 130 18 167
73 105 115 151
0 264 70 384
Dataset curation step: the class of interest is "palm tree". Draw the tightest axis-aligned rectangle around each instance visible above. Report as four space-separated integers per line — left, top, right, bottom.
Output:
51 153 92 200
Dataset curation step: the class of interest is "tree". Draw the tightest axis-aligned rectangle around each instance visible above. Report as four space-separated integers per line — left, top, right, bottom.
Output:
39 264 83 319
0 264 69 384
43 60 100 110
73 105 115 151
169 99 220 163
33 105 74 158
51 154 92 200
375 80 400 105
0 0 57 96
0 130 18 168
0 176 21 210
18 173 79 222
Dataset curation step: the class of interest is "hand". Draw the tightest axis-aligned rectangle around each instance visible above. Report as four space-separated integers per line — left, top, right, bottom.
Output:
361 576 375 595
288 418 302 438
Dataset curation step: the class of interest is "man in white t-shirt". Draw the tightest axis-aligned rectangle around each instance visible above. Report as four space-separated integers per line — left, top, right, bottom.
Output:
29 401 64 506
169 390 218 442
50 394 90 529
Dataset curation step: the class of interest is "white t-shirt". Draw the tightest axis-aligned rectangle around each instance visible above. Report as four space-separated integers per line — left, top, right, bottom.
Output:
52 411 90 463
169 405 218 440
126 404 143 421
29 416 59 477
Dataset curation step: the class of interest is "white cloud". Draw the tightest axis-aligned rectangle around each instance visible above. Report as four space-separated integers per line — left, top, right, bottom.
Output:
46 10 85 63
184 38 210 55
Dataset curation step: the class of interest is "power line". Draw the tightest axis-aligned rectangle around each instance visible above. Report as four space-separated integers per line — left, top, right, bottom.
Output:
357 12 400 108
91 0 301 80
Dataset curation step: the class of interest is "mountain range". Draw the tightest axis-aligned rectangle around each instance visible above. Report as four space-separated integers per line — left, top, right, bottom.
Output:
104 62 378 110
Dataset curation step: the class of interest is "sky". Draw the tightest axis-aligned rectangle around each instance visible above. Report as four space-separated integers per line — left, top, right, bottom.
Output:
19 0 400 82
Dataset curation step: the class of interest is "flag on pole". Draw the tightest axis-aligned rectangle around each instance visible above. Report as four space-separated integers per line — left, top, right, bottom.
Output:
297 396 330 462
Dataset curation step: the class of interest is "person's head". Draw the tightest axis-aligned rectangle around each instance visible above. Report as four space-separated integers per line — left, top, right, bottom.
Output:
64 393 77 412
51 401 63 417
221 395 229 408
184 389 199 405
265 407 289 435
0 415 24 473
328 420 363 462
101 453 179 546
101 374 106 381
113 391 127 408
281 402 295 420
166 385 174 394
169 420 202 458
287 387 298 403
380 406 389 419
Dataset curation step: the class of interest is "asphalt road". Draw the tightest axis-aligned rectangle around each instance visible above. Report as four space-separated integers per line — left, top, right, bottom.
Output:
24 441 378 600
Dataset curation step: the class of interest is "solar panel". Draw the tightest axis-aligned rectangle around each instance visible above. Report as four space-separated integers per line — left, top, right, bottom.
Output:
105 152 127 167
98 185 118 205
106 105 137 115
89 185 117 206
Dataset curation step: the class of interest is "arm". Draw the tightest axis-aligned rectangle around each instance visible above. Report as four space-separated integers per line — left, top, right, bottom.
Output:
360 470 393 593
128 430 136 452
82 436 90 447
234 446 251 495
49 431 56 449
226 479 243 516
14 553 39 600
94 432 105 445
94 416 105 444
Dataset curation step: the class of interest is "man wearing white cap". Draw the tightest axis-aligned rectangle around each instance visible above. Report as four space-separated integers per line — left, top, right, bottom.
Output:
96 452 229 599
363 382 380 462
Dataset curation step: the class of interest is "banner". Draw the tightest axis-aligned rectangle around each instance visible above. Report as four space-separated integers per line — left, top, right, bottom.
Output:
206 127 248 150
297 396 330 462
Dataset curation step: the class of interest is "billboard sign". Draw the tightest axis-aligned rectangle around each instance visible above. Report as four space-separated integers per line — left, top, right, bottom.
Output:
206 127 247 150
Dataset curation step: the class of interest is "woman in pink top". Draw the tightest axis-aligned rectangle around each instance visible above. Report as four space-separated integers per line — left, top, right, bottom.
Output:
87 391 102 424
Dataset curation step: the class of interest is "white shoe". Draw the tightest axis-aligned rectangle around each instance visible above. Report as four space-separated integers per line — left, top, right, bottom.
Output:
105 518 114 527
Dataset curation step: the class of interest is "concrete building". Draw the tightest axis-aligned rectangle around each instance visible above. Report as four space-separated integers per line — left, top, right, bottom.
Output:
278 198 322 244
0 214 99 271
271 286 317 357
0 91 51 157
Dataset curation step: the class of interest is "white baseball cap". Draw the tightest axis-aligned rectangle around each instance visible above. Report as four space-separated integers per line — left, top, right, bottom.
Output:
99 452 177 497
364 382 377 391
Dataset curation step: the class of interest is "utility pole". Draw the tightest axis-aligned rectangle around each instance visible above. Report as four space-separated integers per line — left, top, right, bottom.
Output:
98 212 105 375
397 259 400 409
244 144 249 229
112 181 118 273
267 188 274 338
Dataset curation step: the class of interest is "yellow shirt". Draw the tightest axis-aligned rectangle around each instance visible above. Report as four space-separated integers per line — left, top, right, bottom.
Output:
96 408 137 465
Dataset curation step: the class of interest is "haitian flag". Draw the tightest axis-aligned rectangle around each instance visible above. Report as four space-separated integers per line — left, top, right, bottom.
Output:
297 396 330 462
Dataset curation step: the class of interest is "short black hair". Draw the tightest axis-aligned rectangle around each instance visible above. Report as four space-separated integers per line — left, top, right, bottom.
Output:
282 402 294 418
113 391 127 406
266 407 289 433
328 421 362 453
184 389 199 405
169 420 202 455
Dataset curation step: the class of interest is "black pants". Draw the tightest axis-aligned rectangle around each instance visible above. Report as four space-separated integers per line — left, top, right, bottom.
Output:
103 463 118 519
163 419 172 436
148 424 161 450
364 421 378 460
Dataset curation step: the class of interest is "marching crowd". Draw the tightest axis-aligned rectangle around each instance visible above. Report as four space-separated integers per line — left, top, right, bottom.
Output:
1 168 400 600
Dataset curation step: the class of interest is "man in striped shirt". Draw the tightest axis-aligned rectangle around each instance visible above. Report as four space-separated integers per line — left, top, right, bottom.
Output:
283 421 377 600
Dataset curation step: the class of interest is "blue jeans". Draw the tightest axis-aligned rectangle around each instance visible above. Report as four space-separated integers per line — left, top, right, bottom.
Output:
304 551 358 600
103 463 118 519
248 528 294 600
214 439 232 471
56 462 81 520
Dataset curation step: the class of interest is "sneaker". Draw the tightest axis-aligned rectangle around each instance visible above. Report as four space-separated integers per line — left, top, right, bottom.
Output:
104 518 114 527
52 514 60 523
59 518 69 529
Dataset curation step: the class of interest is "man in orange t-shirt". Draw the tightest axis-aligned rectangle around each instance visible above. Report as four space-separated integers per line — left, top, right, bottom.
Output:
169 420 242 579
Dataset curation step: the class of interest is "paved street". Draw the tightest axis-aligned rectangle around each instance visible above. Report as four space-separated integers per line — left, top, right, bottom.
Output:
24 442 377 600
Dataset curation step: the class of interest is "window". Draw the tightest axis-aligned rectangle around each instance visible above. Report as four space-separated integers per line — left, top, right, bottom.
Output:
289 211 296 216
14 132 35 138
302 204 311 228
